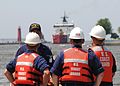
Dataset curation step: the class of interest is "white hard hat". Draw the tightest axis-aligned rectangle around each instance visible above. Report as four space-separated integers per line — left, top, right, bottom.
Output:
24 32 41 45
89 25 106 39
69 27 84 39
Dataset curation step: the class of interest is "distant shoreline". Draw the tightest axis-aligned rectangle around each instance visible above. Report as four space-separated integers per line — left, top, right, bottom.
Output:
0 42 24 45
0 39 120 45
0 42 120 45
104 42 120 45
104 40 120 45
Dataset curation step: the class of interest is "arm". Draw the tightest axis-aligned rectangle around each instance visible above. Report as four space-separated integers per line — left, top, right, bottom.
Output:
94 72 104 86
52 74 59 86
91 57 104 86
4 59 16 85
34 56 50 85
38 44 54 68
43 68 50 86
88 49 104 86
50 51 64 86
112 55 117 77
4 69 15 85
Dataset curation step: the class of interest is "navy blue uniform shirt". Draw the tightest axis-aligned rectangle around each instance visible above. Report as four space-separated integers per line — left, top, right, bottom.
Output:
15 43 54 68
50 45 104 77
6 50 49 74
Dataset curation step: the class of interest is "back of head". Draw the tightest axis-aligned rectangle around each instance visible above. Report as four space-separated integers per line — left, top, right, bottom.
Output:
69 27 84 39
29 23 41 32
89 25 106 40
24 32 41 46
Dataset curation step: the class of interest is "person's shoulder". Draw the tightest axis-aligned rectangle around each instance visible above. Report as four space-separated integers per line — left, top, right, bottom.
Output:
63 47 72 52
19 44 27 49
103 46 112 52
36 55 43 59
35 55 45 62
88 48 94 54
40 43 50 50
16 44 27 54
87 48 96 59
81 48 87 53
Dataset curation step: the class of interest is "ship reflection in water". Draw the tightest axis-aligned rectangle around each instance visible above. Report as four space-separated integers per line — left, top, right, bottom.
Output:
52 12 74 44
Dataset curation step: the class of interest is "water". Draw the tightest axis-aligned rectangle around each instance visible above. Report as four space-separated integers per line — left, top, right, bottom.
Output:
0 43 120 86
0 44 19 86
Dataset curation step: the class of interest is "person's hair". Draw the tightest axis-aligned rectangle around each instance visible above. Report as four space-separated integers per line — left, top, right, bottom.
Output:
91 36 105 42
71 39 84 44
26 44 39 50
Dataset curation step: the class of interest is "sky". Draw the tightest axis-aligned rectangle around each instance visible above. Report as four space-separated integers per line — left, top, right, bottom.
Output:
0 0 120 41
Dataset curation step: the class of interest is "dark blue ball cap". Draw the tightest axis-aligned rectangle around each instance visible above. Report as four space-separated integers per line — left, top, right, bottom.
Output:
29 23 41 32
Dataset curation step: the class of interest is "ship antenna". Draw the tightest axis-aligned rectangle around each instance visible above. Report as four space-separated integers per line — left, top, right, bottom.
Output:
61 11 68 23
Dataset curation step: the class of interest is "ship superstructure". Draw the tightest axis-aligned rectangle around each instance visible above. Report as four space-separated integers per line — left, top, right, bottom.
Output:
52 13 74 44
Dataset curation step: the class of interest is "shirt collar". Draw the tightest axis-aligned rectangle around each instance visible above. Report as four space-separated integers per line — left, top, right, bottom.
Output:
72 45 82 48
25 49 37 53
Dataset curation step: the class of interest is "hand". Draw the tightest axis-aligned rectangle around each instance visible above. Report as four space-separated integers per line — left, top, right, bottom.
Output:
47 76 54 86
47 82 54 86
10 82 16 86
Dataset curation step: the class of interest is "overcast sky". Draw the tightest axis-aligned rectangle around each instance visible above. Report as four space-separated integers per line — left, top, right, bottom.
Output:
0 0 120 41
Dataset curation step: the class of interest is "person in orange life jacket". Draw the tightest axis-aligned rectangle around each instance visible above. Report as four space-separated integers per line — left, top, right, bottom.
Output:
15 23 54 86
4 32 50 86
89 25 117 86
15 23 54 68
50 27 104 86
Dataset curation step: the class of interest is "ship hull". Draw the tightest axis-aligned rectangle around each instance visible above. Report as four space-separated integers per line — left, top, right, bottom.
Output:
53 35 67 44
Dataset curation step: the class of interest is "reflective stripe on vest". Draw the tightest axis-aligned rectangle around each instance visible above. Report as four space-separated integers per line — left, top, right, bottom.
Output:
15 53 43 85
64 58 88 64
91 46 113 82
60 48 94 82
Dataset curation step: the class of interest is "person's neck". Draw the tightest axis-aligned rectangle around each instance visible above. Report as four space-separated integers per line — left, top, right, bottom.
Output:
92 43 103 46
73 44 82 48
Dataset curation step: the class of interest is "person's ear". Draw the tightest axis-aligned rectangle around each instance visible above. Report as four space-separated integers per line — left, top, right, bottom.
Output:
81 39 85 44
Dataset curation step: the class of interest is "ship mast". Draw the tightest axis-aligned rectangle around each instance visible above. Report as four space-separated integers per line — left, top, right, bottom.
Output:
61 12 68 23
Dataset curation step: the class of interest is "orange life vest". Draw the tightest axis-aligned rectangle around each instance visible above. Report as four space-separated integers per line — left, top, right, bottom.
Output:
91 46 113 82
15 53 43 85
60 48 94 82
